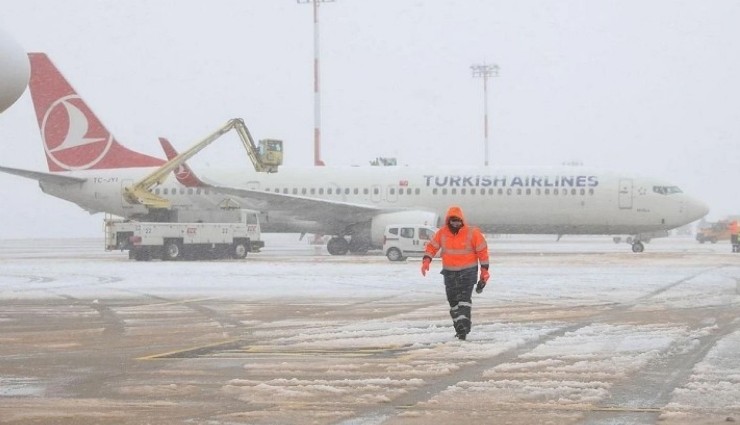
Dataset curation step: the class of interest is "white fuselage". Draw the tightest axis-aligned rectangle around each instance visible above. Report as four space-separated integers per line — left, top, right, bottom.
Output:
40 165 708 237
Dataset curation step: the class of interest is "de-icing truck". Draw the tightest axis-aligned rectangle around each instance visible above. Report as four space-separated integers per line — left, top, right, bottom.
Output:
105 209 264 261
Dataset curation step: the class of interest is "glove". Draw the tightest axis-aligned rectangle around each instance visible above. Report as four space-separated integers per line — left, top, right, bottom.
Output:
420 257 431 276
480 268 490 283
475 280 487 294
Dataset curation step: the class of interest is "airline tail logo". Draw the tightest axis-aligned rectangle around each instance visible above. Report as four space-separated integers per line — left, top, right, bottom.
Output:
28 53 164 172
159 137 206 187
42 95 113 170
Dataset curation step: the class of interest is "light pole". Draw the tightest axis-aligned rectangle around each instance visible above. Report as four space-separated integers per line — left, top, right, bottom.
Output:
471 63 499 167
297 0 335 166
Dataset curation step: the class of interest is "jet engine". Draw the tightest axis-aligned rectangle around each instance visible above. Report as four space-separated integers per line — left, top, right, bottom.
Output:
0 30 30 113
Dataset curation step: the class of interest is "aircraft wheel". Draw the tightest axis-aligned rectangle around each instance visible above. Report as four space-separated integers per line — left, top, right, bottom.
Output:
631 241 645 253
386 248 403 261
327 237 349 255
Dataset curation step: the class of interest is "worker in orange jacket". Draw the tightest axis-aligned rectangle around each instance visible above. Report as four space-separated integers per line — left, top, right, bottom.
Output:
421 205 490 340
729 220 739 252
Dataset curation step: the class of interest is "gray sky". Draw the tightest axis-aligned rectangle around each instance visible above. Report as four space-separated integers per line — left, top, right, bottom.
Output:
0 0 738 239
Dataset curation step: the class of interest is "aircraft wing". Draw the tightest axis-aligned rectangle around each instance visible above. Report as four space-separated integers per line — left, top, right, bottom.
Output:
0 165 86 185
209 184 386 223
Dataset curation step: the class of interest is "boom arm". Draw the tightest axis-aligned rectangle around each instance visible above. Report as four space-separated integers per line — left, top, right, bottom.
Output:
123 118 281 209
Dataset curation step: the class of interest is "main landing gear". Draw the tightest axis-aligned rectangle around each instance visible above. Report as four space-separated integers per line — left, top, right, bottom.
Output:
326 235 372 255
612 236 646 253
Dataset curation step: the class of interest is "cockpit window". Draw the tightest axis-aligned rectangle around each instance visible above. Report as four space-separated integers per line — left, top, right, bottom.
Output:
653 185 682 195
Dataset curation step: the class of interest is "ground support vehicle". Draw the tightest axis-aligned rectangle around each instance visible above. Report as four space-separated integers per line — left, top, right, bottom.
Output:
696 220 730 244
105 210 263 261
383 224 437 261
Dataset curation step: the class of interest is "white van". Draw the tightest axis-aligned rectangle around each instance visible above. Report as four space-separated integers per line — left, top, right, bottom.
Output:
382 224 437 261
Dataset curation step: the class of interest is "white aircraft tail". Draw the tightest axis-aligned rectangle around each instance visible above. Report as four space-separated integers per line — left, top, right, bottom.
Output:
27 53 164 172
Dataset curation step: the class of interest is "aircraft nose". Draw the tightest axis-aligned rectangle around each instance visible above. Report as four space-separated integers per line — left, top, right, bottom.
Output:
686 197 710 221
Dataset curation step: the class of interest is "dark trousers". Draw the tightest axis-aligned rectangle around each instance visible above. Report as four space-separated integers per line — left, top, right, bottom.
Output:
442 267 477 335
732 234 739 252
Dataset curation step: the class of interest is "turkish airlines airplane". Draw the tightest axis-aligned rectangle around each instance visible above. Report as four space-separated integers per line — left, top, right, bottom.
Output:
0 53 709 253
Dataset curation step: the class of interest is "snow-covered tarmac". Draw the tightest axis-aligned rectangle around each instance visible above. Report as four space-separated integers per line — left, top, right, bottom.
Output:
0 235 738 424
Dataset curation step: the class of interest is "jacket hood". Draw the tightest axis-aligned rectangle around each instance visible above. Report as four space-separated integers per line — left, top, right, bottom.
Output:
445 205 466 224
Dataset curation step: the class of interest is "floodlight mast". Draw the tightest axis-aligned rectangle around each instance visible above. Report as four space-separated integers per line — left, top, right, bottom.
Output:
471 63 499 167
297 0 335 166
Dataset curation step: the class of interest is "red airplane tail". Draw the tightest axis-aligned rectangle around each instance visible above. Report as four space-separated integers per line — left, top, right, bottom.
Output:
158 137 207 187
27 53 165 172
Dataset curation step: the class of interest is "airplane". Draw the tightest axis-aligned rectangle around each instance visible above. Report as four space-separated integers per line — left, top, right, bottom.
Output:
0 53 709 254
0 29 30 113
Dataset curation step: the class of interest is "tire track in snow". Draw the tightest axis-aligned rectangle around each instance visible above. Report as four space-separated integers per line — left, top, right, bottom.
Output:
339 267 723 424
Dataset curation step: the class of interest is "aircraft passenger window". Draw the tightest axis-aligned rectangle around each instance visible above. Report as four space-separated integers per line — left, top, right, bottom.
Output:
461 189 466 195
545 188 550 195
451 188 457 195
327 188 333 195
204 189 210 195
407 188 412 195
345 188 350 195
415 189 420 195
292 188 298 195
275 188 280 193
400 228 414 238
196 189 201 195
363 188 369 195
526 188 531 195
471 188 476 195
589 188 594 195
155 188 160 195
390 188 395 195
302 188 307 195
536 188 541 195
571 189 577 195
506 188 512 195
433 188 438 195
319 188 324 195
188 188 193 195
516 188 522 195
283 188 288 194
374 188 379 195
553 189 559 195
354 188 359 195
496 188 501 195
180 188 185 195
580 188 585 195
163 188 169 195
442 188 448 195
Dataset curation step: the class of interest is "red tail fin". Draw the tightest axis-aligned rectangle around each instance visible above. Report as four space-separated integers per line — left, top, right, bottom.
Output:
28 53 165 172
158 137 207 187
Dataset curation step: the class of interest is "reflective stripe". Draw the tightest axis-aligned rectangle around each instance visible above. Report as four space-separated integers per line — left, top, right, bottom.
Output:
443 261 480 271
450 301 472 311
453 315 469 322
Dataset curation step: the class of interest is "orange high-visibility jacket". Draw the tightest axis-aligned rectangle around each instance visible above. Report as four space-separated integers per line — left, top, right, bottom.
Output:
730 220 739 235
424 205 489 271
